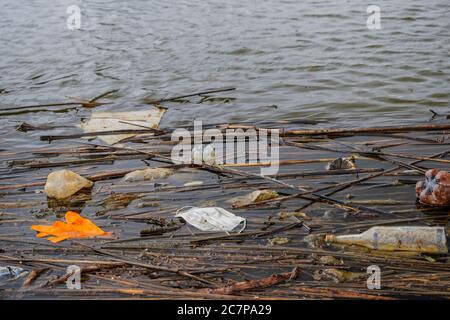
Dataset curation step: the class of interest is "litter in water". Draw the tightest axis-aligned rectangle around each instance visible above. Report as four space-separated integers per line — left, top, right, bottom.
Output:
123 167 174 182
0 266 27 282
175 207 246 232
325 226 448 254
192 143 217 165
416 169 450 206
77 107 165 145
231 189 279 207
31 211 112 243
326 156 356 170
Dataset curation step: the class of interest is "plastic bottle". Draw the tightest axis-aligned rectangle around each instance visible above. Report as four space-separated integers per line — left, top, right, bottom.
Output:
325 226 447 254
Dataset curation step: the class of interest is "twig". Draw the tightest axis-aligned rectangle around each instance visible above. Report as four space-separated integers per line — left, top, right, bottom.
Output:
199 267 299 295
146 87 236 104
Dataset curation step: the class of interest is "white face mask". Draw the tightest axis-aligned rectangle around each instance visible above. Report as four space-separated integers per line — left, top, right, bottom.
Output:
176 207 246 232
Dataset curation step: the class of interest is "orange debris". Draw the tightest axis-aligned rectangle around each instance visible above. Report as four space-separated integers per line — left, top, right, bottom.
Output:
31 211 112 243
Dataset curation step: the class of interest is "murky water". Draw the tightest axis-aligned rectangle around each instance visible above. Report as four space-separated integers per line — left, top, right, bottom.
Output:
1 0 449 135
0 0 450 298
1 1 450 299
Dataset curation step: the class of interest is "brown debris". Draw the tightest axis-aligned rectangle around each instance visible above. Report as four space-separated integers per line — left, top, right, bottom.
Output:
199 267 300 295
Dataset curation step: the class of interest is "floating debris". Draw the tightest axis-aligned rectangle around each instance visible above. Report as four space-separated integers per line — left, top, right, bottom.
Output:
318 256 344 266
231 189 279 207
200 267 299 295
278 211 310 220
140 218 184 236
326 226 448 254
175 207 246 232
0 266 27 282
313 268 362 283
416 169 450 206
183 181 204 187
44 169 93 199
123 167 174 182
303 234 326 248
31 211 112 243
326 156 356 170
192 143 217 165
3 93 450 299
268 237 290 246
136 201 160 208
77 107 165 145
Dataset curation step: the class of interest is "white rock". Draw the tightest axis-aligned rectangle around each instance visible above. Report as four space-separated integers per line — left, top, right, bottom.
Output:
44 170 93 199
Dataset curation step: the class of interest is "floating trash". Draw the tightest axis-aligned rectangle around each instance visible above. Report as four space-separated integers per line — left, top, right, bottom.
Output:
278 211 310 220
313 268 362 283
175 207 246 232
78 107 165 145
231 189 279 207
123 167 174 182
183 181 204 187
31 211 112 243
416 169 450 206
44 169 93 199
0 266 27 282
325 226 448 254
268 237 290 246
318 256 344 266
192 143 217 165
326 156 356 170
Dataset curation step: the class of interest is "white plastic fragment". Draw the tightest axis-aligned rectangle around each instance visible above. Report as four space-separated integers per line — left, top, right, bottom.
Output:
175 207 246 232
183 181 204 187
230 189 279 207
123 167 174 182
192 144 217 165
77 107 165 145
44 169 93 199
0 266 27 281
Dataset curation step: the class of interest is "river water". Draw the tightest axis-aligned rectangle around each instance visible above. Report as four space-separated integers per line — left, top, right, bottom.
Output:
1 0 449 134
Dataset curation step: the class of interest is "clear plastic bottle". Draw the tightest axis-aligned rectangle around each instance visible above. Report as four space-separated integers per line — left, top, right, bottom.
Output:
325 226 447 254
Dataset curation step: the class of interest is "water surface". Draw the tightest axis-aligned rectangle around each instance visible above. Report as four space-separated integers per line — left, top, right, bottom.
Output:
0 0 449 137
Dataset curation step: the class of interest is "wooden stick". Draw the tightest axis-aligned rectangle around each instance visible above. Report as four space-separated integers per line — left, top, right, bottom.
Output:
199 267 299 295
284 123 450 136
77 243 217 286
146 87 236 104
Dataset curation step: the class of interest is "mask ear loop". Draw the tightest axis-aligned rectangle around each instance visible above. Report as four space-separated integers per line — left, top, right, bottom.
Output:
238 219 247 234
214 209 246 235
175 206 196 215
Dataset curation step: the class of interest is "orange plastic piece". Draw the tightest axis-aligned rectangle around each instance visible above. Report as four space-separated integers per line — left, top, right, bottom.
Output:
31 211 112 243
